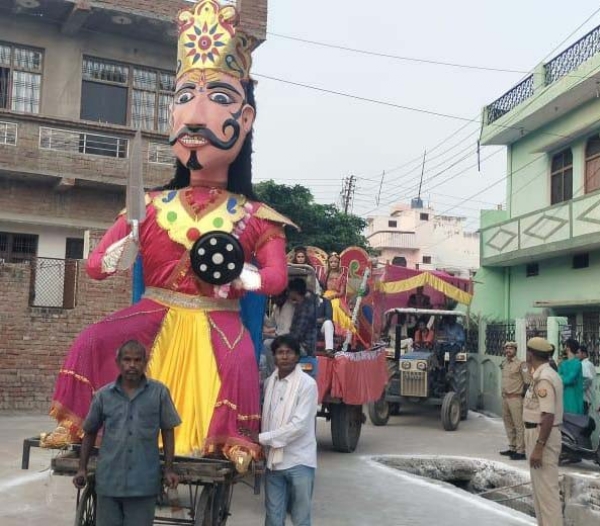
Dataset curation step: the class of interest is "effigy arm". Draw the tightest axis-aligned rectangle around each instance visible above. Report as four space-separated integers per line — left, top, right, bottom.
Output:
86 214 136 280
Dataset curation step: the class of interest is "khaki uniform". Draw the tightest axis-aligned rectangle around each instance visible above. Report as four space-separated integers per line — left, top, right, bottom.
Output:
523 362 564 526
501 357 531 454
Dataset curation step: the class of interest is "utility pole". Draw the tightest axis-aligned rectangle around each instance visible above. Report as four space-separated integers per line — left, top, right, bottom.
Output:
376 170 385 206
340 174 356 214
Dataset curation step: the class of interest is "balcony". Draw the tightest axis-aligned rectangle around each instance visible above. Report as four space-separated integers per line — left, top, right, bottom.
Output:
480 190 600 266
368 231 418 250
0 112 174 189
482 23 600 145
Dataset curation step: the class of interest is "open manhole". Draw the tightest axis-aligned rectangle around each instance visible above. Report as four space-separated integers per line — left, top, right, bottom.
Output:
373 456 534 517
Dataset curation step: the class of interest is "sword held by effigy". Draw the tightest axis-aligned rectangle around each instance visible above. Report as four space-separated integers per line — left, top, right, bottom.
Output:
126 129 147 241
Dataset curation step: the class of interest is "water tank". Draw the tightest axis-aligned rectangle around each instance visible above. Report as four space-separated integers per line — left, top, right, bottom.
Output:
411 197 423 209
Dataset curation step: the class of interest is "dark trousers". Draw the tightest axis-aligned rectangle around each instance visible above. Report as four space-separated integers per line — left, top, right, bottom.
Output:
96 495 156 526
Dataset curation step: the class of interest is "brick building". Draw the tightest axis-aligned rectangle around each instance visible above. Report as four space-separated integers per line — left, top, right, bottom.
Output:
0 0 267 410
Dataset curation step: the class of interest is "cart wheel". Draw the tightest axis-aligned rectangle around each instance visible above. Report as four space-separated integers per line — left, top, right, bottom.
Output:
367 393 390 426
74 479 96 526
330 403 363 453
194 483 233 526
441 391 461 431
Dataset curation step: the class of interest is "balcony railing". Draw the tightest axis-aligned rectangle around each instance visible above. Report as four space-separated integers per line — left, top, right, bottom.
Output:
369 231 417 250
0 114 174 188
487 75 534 124
0 120 17 145
481 190 600 265
545 24 600 85
486 23 600 123
39 127 128 159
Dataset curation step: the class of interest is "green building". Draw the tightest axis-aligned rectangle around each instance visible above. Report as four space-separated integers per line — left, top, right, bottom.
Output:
472 25 600 417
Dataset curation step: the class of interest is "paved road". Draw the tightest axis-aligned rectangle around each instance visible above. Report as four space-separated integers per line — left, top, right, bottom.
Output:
0 408 595 525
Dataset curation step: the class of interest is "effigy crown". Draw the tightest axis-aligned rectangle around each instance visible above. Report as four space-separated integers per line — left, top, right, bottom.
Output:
176 0 257 81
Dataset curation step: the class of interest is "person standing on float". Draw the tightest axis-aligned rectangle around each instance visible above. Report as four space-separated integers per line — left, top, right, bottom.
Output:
43 0 294 468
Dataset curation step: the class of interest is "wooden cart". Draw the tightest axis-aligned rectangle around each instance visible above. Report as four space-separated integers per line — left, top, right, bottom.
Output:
21 437 263 526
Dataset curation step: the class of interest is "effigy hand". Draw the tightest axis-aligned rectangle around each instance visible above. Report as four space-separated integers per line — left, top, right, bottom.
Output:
100 225 140 274
232 263 261 291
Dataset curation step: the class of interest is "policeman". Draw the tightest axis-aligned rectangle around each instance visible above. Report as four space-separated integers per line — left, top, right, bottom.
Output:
499 341 530 460
523 337 564 526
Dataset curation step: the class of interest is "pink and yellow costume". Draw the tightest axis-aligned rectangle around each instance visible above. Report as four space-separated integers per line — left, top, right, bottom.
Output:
51 188 289 457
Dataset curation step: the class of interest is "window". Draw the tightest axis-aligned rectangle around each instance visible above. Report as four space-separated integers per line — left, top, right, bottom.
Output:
0 42 42 113
585 135 600 194
526 263 539 277
391 256 407 267
550 148 573 204
388 220 397 228
65 238 84 259
81 57 174 132
148 141 175 165
0 121 17 145
0 232 38 263
420 213 429 221
422 255 432 264
572 253 589 269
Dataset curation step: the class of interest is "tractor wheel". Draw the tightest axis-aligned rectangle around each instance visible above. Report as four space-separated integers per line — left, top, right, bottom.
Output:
367 393 390 426
330 403 363 453
451 362 469 420
441 391 461 431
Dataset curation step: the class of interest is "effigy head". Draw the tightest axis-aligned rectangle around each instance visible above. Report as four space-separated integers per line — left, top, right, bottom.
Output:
170 0 257 186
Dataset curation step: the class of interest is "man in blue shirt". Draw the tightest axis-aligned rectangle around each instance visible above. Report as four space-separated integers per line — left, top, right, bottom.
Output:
73 340 181 526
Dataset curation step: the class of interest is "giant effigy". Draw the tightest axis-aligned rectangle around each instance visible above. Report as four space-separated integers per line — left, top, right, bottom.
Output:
42 0 293 466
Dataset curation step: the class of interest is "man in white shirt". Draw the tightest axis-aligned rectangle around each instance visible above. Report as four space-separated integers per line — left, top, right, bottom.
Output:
259 334 318 526
577 345 597 415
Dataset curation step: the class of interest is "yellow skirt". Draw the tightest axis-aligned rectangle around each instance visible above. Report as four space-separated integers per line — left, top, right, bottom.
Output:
323 292 357 335
148 305 221 456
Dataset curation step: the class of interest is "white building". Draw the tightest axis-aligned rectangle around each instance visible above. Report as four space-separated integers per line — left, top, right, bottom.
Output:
367 199 480 277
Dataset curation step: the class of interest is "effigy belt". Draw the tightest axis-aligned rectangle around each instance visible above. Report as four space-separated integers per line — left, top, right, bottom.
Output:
144 287 240 311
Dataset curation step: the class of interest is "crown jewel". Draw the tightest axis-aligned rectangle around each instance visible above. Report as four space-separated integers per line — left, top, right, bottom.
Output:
176 0 257 81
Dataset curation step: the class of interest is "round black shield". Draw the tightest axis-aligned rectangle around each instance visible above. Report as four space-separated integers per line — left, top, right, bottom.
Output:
190 232 245 285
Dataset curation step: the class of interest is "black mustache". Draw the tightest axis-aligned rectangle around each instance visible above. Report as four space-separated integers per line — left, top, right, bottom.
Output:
169 120 241 151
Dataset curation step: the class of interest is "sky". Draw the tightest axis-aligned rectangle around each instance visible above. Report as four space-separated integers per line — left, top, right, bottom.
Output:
248 0 600 231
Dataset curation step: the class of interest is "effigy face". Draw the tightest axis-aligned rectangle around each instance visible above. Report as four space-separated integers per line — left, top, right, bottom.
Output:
169 70 255 175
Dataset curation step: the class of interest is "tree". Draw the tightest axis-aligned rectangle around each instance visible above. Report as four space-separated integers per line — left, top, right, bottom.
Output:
254 180 369 253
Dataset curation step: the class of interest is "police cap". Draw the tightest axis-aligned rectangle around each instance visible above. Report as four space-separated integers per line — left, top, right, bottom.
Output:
526 337 554 353
503 341 517 349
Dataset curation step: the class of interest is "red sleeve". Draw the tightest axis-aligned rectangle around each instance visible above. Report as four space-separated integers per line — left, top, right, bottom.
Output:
254 226 288 296
86 214 131 280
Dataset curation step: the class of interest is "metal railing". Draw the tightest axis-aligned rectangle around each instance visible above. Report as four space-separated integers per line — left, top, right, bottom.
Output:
486 23 600 123
0 120 17 145
486 75 534 123
485 322 515 356
39 126 128 159
29 257 79 309
148 141 175 165
561 325 600 366
545 24 600 84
